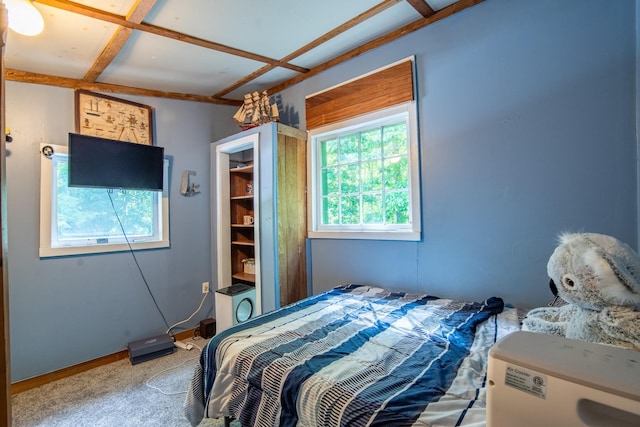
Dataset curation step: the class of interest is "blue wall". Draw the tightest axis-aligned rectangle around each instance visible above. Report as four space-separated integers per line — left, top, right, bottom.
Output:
6 83 237 381
277 0 638 307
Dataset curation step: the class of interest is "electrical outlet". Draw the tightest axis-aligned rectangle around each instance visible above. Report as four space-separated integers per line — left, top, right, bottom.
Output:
202 282 210 294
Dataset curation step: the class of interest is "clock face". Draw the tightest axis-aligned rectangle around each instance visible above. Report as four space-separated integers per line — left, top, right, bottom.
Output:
76 90 153 145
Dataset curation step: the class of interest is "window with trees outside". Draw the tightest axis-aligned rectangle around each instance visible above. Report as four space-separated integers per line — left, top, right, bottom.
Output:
308 102 421 241
39 144 169 257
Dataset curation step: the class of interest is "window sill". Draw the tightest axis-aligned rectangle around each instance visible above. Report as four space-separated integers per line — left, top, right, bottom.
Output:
308 230 420 241
39 240 170 258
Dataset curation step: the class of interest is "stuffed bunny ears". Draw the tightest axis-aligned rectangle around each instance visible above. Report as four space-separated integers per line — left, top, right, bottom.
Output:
552 232 640 308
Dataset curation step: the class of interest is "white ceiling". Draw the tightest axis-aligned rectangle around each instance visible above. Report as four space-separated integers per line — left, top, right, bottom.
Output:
4 0 480 104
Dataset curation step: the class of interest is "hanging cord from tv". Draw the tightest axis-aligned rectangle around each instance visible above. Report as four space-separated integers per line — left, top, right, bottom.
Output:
107 189 171 333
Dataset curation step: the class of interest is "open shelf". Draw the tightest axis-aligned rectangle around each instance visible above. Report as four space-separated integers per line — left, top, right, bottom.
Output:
232 272 256 283
232 241 255 246
230 165 254 174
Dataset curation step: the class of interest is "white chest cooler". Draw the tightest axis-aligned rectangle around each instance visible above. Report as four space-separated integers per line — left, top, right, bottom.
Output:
487 331 640 427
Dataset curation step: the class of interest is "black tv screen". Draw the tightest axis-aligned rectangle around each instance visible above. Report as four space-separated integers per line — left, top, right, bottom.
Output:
68 133 164 191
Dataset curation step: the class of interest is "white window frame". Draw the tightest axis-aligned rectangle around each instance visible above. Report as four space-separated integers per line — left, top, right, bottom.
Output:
307 102 421 241
39 143 170 257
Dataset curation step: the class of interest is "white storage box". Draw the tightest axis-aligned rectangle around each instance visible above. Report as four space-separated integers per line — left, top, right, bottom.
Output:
242 258 255 274
487 331 640 427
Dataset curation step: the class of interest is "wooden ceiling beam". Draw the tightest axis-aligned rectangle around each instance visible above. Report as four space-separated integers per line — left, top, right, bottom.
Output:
127 0 156 22
34 0 309 74
269 0 483 95
213 0 404 98
405 0 435 18
5 69 242 106
83 0 157 82
83 29 133 82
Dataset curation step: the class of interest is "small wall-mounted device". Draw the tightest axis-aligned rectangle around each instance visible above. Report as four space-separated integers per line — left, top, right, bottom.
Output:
180 170 200 197
41 145 54 158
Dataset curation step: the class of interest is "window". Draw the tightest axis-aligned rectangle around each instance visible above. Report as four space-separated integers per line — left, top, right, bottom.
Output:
40 144 169 257
308 102 421 240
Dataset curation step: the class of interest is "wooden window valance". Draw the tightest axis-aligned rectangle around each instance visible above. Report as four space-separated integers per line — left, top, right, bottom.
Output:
305 58 415 130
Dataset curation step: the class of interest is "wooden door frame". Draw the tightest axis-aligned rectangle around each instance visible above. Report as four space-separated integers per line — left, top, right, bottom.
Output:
0 2 12 425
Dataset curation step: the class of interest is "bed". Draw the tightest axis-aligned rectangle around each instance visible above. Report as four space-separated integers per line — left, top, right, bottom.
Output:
185 284 522 427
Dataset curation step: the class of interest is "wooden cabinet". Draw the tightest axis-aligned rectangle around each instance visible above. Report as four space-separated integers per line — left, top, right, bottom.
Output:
212 122 307 316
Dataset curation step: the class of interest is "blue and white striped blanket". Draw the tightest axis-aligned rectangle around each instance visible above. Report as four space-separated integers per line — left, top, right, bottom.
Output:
185 284 521 426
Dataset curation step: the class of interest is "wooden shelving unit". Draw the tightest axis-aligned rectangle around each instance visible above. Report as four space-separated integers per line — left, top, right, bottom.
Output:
229 163 255 285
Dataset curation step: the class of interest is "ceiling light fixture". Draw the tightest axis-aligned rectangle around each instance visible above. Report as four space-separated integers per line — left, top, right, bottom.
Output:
5 0 44 36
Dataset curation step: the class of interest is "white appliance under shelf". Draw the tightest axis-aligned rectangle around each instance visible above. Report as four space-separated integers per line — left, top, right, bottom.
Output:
215 283 256 333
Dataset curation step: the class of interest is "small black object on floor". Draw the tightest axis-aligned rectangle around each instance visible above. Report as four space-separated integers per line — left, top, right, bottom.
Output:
200 318 216 339
127 333 175 365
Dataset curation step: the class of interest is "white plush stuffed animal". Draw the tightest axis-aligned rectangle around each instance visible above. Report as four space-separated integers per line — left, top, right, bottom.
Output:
522 232 640 351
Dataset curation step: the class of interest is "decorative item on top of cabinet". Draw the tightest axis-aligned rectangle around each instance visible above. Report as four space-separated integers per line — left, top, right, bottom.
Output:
232 90 280 130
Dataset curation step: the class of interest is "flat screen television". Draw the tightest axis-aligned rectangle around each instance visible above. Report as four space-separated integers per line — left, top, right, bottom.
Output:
68 133 164 191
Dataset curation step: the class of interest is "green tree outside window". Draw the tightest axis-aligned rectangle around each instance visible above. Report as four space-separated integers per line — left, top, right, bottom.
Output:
319 121 410 226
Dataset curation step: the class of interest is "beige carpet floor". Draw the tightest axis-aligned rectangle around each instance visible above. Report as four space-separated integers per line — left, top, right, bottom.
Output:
11 336 239 427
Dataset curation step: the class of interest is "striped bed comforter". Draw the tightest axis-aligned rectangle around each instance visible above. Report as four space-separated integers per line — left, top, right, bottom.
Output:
185 284 521 426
